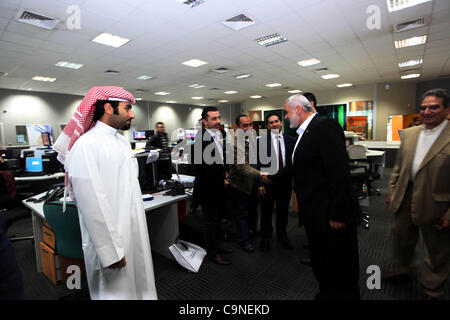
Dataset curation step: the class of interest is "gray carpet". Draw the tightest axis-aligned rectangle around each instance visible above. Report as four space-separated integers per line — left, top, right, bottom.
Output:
7 168 449 300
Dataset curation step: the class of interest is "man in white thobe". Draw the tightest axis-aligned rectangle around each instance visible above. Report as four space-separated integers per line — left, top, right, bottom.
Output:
54 86 157 300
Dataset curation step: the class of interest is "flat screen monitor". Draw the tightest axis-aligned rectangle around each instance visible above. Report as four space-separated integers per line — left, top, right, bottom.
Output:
134 131 146 140
0 149 13 159
26 157 43 172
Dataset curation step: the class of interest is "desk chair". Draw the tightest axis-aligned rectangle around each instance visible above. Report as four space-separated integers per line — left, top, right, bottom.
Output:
347 145 381 196
0 171 34 242
43 200 88 300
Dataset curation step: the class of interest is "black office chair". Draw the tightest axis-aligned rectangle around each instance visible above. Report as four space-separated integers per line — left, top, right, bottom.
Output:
347 145 381 196
0 171 34 242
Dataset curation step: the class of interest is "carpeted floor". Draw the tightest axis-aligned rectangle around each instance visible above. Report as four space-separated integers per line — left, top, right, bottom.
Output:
7 168 449 300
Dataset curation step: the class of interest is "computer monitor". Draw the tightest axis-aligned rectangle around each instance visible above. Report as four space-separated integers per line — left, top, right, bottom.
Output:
26 157 43 173
134 131 146 140
0 149 13 159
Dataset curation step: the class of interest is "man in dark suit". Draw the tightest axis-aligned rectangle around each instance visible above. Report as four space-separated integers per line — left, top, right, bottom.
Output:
192 107 232 265
285 94 361 300
259 113 296 251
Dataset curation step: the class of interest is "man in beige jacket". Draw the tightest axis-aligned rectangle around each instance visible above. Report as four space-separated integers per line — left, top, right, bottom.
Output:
385 88 450 300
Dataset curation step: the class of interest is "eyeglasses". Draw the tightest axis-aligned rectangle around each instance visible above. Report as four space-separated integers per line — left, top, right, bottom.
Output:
241 123 253 128
419 104 442 111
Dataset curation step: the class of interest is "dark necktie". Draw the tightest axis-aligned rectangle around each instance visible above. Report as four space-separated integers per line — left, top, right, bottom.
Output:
278 136 284 169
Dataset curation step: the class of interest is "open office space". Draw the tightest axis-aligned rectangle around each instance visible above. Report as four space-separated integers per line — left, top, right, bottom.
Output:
0 0 449 302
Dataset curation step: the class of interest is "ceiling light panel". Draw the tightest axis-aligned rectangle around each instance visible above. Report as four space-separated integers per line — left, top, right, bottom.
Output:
235 74 251 79
55 61 83 69
137 75 153 80
401 73 420 79
398 59 423 67
265 83 282 87
182 59 208 67
154 92 170 95
337 83 353 87
288 90 302 93
297 59 320 67
192 97 204 100
224 91 238 94
92 33 130 48
395 35 427 48
386 0 432 13
32 76 56 82
321 74 340 79
255 33 287 47
250 95 262 99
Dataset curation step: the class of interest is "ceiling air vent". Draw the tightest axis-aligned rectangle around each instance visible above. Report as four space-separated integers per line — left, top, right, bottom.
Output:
314 67 329 72
212 67 230 74
104 70 120 75
209 88 220 90
15 9 59 30
222 14 255 31
394 17 427 33
176 0 205 8
0 72 8 77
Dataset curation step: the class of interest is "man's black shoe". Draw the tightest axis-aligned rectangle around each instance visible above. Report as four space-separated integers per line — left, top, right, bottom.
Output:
300 257 312 266
218 245 233 254
260 239 270 252
278 237 293 249
209 254 231 265
240 243 255 253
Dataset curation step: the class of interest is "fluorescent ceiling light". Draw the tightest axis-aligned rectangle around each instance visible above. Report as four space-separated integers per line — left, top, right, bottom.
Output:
154 92 170 95
255 33 287 47
297 59 320 67
387 0 432 12
395 35 427 48
137 75 152 80
166 101 177 103
92 32 130 48
55 61 83 69
401 73 420 79
288 90 302 93
398 59 423 67
192 97 204 100
135 98 143 101
321 74 340 79
32 76 56 82
218 100 229 103
235 74 251 79
224 91 238 94
189 84 204 89
337 83 353 88
182 59 208 68
250 95 262 99
266 83 282 87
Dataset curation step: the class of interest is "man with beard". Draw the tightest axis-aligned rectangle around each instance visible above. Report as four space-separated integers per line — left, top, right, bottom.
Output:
285 94 361 300
53 86 157 300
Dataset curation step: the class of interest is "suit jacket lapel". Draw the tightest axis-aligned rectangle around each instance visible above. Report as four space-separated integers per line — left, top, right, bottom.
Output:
417 122 450 173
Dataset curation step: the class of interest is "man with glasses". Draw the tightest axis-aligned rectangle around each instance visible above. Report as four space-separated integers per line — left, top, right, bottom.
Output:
385 88 450 300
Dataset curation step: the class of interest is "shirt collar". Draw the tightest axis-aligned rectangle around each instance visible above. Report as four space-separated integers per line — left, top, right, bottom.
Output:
96 120 118 136
296 113 317 135
423 119 447 134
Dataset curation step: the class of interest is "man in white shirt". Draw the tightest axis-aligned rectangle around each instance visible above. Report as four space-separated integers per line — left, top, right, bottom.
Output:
54 86 157 300
385 88 450 300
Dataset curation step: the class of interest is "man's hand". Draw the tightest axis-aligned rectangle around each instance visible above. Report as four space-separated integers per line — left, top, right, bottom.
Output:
434 217 450 231
329 220 346 230
386 194 392 208
260 172 272 185
107 257 127 269
258 186 266 197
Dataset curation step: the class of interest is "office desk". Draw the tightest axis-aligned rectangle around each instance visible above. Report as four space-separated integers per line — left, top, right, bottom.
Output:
15 172 65 182
23 191 189 273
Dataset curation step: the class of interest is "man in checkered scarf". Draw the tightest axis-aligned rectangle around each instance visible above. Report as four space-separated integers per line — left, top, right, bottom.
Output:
54 86 157 300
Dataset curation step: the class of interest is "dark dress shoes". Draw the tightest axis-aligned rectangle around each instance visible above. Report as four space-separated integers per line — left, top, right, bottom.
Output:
278 236 293 249
240 242 255 253
209 254 231 266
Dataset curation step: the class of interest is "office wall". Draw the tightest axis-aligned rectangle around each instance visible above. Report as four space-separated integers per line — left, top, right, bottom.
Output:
241 83 415 140
0 88 240 146
416 78 450 108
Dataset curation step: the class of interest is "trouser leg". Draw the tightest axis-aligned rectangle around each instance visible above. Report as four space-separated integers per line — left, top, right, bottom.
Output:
275 185 292 239
201 200 222 256
260 186 275 240
231 188 250 246
419 225 450 298
392 184 419 270
247 187 259 235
